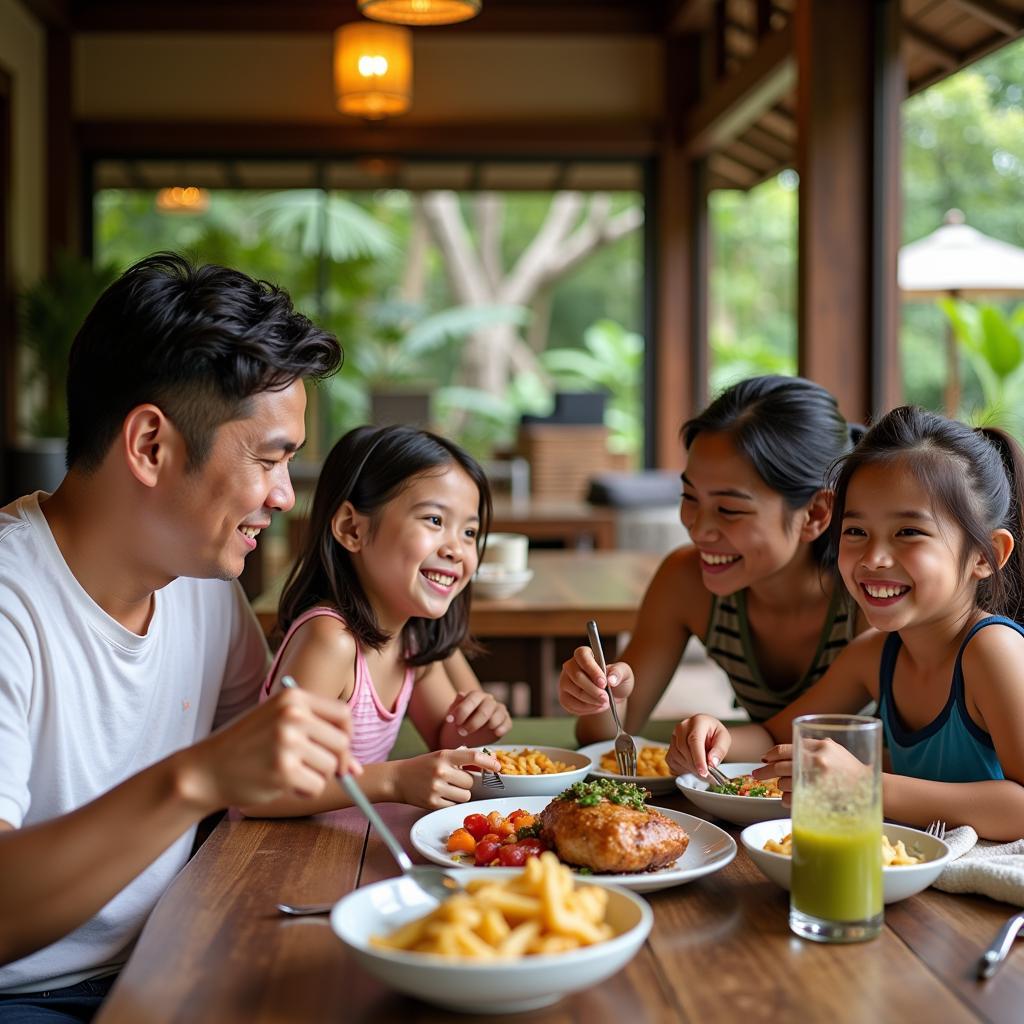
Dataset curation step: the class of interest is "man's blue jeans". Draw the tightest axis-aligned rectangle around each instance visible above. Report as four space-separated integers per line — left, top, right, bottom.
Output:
0 976 115 1022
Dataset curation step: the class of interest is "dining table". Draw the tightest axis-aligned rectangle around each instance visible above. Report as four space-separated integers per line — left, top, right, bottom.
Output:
254 550 661 717
95 721 1024 1024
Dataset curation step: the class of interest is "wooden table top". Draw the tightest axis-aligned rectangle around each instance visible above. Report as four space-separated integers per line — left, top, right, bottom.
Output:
96 786 1024 1023
254 549 661 639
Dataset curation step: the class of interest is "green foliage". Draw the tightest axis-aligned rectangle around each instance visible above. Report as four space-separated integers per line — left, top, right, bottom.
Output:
940 298 1024 427
541 318 643 458
19 251 120 437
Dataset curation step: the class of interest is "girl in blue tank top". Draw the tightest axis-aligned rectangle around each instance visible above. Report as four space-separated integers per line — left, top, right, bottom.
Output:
670 406 1024 841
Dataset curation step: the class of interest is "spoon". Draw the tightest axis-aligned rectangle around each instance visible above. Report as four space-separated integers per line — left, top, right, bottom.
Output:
274 676 463 916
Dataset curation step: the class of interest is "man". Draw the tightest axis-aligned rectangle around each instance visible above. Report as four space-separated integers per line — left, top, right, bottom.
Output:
0 253 358 1020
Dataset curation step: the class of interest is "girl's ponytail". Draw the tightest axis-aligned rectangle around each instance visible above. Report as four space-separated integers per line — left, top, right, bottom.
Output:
977 426 1024 626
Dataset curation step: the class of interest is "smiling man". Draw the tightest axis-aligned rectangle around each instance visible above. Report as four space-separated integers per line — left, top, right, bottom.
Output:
0 254 357 1021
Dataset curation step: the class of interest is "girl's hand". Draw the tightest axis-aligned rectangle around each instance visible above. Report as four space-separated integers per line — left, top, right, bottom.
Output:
441 690 512 746
394 748 501 810
757 744 794 806
558 646 635 716
668 715 731 778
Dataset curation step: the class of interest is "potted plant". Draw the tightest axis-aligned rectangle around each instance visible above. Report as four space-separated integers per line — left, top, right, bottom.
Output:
9 250 119 497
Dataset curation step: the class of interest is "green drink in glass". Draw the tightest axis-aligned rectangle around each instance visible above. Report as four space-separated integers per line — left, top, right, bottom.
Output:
789 715 883 943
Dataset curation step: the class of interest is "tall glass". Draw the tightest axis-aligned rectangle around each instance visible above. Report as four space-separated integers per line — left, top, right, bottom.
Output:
789 714 883 943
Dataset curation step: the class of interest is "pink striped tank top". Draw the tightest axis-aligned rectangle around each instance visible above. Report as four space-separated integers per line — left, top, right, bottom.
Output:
261 606 415 765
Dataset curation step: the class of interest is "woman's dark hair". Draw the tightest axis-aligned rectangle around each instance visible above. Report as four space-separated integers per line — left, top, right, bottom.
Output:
828 406 1024 625
680 375 860 565
277 424 493 666
66 252 342 471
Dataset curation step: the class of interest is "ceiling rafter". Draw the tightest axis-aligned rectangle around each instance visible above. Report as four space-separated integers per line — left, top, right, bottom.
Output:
902 21 961 68
948 0 1024 36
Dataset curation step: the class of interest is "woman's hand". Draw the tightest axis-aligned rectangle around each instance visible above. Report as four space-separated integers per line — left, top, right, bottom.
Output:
668 714 732 778
558 645 635 716
757 744 794 806
761 738 868 808
439 690 512 747
394 748 501 809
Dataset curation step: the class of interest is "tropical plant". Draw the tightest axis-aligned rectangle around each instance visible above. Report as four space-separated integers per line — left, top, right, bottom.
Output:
19 250 120 437
940 298 1024 426
540 318 643 459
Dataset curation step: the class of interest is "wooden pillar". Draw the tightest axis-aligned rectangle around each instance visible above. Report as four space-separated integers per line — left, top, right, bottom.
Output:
796 0 903 423
651 35 704 469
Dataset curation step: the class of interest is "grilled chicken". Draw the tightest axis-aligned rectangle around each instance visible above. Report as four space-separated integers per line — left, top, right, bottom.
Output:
539 793 689 874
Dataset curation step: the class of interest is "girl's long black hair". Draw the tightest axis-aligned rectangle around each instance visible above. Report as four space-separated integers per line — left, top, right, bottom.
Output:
277 424 492 666
828 406 1024 626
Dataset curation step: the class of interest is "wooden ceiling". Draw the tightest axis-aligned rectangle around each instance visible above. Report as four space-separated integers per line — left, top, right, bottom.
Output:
36 0 1024 191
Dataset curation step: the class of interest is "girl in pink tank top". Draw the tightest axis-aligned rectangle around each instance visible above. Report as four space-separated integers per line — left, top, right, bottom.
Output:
258 426 510 814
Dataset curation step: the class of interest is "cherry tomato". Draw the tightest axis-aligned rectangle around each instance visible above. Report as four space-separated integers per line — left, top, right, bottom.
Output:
509 812 536 829
497 843 529 867
479 832 500 844
518 837 546 853
463 813 489 839
474 839 501 866
446 828 476 854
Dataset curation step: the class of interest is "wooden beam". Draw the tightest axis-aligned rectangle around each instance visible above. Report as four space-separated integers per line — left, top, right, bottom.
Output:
796 0 903 422
902 22 960 68
18 0 70 28
70 0 663 34
684 23 795 158
909 26 1024 94
664 0 716 35
948 0 1024 35
78 119 660 160
743 123 794 163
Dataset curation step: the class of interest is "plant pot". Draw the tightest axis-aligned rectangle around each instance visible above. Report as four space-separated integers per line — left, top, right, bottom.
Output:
5 438 66 503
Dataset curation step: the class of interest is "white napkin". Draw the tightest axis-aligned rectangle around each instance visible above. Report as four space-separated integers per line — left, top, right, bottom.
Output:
932 825 1024 906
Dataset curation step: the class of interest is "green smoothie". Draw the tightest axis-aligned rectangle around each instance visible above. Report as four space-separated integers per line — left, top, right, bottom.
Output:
791 821 883 922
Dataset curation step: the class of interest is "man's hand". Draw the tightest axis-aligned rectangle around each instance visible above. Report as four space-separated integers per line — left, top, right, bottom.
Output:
178 688 360 813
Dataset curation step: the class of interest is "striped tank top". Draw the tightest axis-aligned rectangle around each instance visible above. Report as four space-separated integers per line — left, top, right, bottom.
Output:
703 586 856 722
261 606 415 764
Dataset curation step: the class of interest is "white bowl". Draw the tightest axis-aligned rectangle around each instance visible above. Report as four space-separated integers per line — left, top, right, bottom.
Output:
676 763 787 825
740 818 953 904
472 568 534 600
330 869 653 1014
468 744 593 798
577 738 677 795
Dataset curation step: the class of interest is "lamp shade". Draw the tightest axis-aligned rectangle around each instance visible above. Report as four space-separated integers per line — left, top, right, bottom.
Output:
334 22 411 119
155 186 210 214
358 0 481 26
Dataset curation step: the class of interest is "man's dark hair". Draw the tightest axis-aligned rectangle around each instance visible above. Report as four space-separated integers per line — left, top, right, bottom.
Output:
66 252 343 471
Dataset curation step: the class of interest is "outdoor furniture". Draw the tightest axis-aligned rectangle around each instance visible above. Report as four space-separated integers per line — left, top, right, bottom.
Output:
94 719 1024 1023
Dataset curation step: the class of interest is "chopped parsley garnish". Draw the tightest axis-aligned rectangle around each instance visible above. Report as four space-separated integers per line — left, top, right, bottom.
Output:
556 778 650 811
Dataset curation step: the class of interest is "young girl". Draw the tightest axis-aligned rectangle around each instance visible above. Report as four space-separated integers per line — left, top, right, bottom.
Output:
250 424 510 814
671 406 1024 840
560 375 865 743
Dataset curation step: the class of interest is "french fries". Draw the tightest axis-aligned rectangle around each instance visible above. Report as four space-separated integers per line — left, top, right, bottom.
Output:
371 852 615 959
764 832 924 865
494 748 574 775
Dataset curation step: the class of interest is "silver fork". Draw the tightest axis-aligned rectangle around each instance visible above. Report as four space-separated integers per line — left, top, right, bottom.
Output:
925 820 947 840
480 747 505 790
706 762 734 790
275 676 464 916
587 619 637 777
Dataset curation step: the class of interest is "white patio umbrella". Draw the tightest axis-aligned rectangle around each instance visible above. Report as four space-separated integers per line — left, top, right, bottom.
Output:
899 209 1024 413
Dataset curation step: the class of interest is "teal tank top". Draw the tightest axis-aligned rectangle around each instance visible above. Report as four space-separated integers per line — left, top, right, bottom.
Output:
878 616 1015 783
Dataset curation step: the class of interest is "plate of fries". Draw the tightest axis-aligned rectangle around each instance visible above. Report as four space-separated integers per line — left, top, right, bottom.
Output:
576 738 677 794
675 762 786 825
410 795 736 894
467 745 593 798
740 818 953 904
331 853 653 1013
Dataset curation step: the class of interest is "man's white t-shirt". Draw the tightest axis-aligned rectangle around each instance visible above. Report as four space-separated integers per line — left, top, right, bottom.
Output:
0 492 269 992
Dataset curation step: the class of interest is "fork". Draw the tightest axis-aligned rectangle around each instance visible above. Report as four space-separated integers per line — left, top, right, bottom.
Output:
480 747 505 790
925 820 947 840
586 619 638 777
275 676 464 915
706 762 734 790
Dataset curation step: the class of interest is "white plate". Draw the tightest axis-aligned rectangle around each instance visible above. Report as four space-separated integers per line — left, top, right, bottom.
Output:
577 737 677 795
410 795 737 894
467 744 592 798
472 569 534 600
675 762 787 826
740 819 953 904
331 869 653 1014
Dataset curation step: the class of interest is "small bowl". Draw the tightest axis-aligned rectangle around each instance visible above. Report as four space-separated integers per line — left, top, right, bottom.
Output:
331 869 653 1014
577 738 677 795
675 763 786 825
469 744 593 798
472 568 534 600
740 818 953 904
